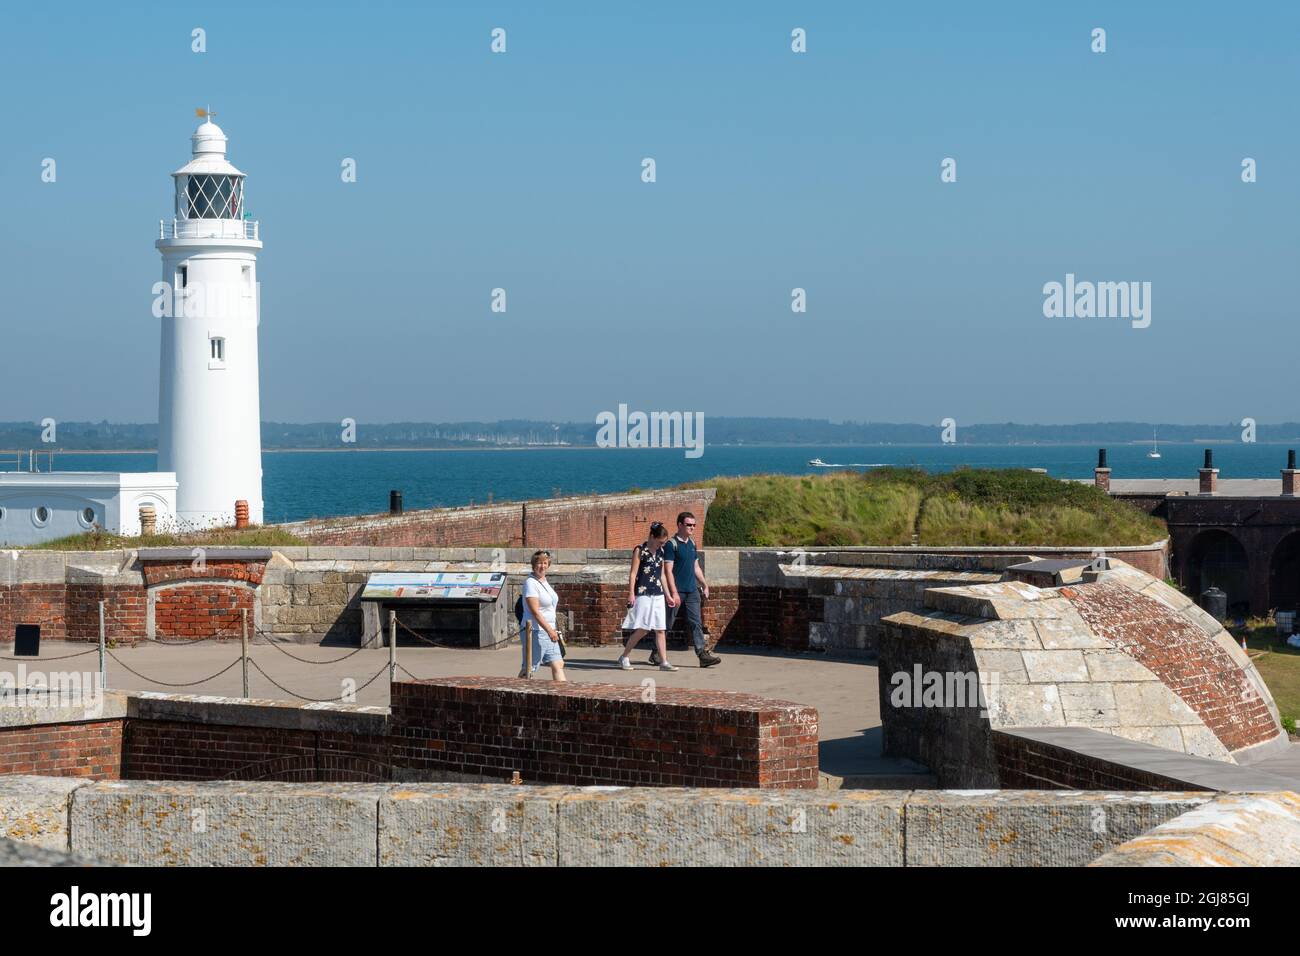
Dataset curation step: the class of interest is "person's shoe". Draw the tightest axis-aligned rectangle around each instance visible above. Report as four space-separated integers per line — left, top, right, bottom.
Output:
648 650 662 666
697 650 722 668
658 662 678 672
617 656 634 671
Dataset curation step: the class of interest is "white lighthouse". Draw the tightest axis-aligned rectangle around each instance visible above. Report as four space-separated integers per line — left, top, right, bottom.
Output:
156 115 264 528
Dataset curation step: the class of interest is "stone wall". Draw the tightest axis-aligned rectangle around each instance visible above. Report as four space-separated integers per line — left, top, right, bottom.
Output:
2 773 1228 867
0 539 1170 653
878 561 1289 788
0 695 126 780
13 683 818 790
993 726 1300 792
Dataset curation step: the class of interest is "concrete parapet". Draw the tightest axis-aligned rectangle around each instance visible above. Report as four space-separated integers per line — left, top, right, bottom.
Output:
552 787 907 866
70 780 382 866
379 784 560 866
1090 791 1300 866
0 774 92 849
125 690 388 735
904 789 1207 866
7 776 1275 866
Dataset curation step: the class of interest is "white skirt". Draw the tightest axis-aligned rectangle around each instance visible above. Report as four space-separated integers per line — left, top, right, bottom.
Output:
622 594 666 632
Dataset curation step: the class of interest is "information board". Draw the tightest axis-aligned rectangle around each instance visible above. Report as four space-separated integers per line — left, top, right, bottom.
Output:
359 572 505 603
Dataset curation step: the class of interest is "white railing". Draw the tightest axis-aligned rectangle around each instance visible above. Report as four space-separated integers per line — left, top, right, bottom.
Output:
159 218 259 241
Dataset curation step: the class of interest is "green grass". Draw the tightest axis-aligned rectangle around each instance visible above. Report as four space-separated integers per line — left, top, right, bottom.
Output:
30 526 306 551
1236 621 1300 735
686 467 1167 549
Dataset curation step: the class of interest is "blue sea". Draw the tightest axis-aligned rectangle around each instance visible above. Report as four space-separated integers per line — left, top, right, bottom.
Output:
40 443 1298 524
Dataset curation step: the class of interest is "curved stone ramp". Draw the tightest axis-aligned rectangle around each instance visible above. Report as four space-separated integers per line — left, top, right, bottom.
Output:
1090 791 1300 866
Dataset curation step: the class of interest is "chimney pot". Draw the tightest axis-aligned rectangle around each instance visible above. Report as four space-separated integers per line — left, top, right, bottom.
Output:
1198 451 1218 495
1093 448 1111 493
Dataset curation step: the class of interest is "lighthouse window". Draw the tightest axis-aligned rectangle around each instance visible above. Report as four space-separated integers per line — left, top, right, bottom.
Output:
33 506 50 526
178 265 188 288
210 336 225 362
184 174 243 220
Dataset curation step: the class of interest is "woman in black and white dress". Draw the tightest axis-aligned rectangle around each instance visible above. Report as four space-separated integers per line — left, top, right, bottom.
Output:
617 522 678 671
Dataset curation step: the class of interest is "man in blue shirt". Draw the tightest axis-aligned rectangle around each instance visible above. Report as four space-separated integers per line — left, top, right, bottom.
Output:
654 511 722 668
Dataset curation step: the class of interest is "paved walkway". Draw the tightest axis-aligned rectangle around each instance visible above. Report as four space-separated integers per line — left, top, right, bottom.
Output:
1 640 893 779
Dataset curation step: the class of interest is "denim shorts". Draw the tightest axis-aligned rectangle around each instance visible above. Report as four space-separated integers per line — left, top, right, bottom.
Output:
524 622 563 672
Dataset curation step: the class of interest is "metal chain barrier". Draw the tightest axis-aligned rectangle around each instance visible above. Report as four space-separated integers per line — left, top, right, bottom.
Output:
105 647 243 687
250 626 381 664
395 662 426 682
247 658 389 703
393 616 461 648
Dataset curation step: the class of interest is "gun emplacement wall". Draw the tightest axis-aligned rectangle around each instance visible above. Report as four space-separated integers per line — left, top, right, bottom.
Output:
1 682 819 790
0 541 1168 653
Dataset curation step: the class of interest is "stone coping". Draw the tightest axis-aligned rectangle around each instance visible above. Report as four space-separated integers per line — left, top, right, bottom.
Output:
0 691 128 728
400 676 814 716
137 548 273 561
124 690 389 734
998 727 1300 792
0 774 1224 867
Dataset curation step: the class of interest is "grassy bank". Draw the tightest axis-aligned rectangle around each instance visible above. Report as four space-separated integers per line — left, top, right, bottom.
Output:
28 526 305 551
1238 623 1300 735
690 468 1167 548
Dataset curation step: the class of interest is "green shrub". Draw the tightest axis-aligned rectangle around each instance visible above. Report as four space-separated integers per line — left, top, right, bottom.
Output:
702 502 757 546
686 468 1165 549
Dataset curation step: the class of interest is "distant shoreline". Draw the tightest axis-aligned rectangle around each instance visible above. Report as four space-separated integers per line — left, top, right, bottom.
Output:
19 440 1300 456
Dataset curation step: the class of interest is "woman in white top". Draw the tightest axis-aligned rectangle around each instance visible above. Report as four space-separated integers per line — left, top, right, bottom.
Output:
519 550 567 681
617 522 679 671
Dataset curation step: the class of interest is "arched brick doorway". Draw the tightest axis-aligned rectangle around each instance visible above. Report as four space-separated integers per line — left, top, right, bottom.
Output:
1186 529 1250 617
1270 531 1300 614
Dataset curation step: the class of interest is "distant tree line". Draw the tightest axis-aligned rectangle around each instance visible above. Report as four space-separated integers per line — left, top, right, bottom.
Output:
1 419 1298 451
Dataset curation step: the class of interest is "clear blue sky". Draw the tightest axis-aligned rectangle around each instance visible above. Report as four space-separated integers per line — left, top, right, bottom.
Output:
2 1 1296 426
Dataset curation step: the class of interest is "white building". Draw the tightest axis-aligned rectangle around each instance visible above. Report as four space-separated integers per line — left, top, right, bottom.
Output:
0 116 265 545
0 472 178 546
157 118 265 528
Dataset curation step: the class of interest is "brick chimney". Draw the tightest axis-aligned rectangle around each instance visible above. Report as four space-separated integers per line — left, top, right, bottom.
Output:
234 499 250 529
1093 448 1111 492
1198 449 1218 495
1284 450 1298 497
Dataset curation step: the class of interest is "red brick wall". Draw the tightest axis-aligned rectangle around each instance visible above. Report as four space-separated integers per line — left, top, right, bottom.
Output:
140 559 267 588
390 677 819 788
1061 581 1277 753
0 584 145 642
153 585 254 640
282 489 714 549
122 720 395 782
554 582 783 651
0 720 123 779
993 730 1196 791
